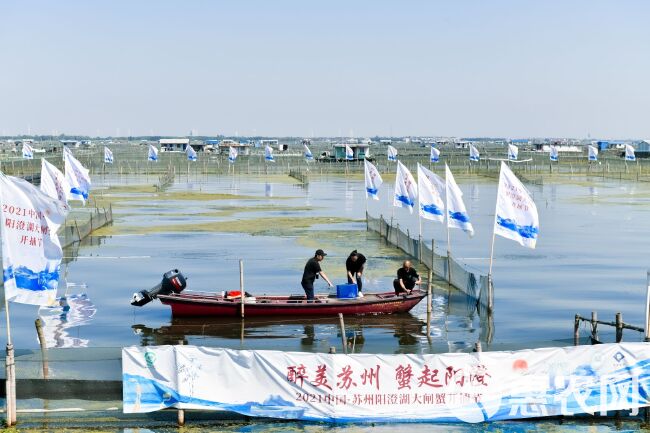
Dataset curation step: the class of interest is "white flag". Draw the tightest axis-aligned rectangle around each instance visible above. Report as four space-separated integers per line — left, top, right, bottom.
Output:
625 144 636 161
228 146 238 163
64 147 91 204
430 146 440 163
148 144 158 162
445 164 474 237
507 144 518 161
186 145 197 162
417 164 445 222
303 144 313 161
494 162 539 248
0 174 69 305
387 145 398 162
40 159 71 211
364 159 383 200
345 144 354 160
393 161 417 214
104 146 114 164
549 145 558 162
265 145 275 162
469 144 480 162
22 143 34 159
588 145 598 161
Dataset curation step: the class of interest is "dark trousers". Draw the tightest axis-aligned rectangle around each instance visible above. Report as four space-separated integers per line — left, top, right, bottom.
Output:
347 274 362 292
301 282 314 300
393 279 410 295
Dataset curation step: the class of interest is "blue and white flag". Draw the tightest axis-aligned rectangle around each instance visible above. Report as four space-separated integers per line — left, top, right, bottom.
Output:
625 144 636 161
445 164 474 237
148 144 158 162
186 145 197 162
387 145 398 162
104 146 114 164
588 145 598 161
265 145 275 162
469 144 480 162
363 159 383 200
40 159 71 210
345 144 354 160
393 161 417 213
430 146 440 163
22 143 34 159
303 144 313 161
417 164 445 223
549 145 559 162
228 146 238 163
0 174 69 305
494 162 539 248
64 147 91 203
507 144 518 161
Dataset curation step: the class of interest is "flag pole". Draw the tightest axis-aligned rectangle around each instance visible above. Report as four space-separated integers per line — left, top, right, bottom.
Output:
487 164 502 314
444 166 452 285
5 297 16 426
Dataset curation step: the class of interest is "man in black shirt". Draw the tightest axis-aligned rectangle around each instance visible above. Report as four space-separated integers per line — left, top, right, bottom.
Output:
301 249 333 301
345 250 366 297
393 260 421 295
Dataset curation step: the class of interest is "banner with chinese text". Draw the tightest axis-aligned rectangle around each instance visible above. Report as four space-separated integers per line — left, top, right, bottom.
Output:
123 343 650 422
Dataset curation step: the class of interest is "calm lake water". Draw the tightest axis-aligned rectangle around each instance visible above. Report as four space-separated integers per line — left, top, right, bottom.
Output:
2 172 649 352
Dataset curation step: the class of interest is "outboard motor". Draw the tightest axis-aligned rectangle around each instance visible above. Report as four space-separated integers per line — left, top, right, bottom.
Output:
131 269 187 307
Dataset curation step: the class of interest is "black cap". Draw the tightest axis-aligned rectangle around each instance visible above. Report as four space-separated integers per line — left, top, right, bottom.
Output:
315 249 327 257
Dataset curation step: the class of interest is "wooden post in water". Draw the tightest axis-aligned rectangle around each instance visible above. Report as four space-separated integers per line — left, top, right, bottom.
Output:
35 318 49 379
426 269 432 314
474 342 482 352
574 314 580 346
591 311 598 342
338 313 348 354
239 260 245 319
615 312 623 343
645 271 650 342
177 339 185 426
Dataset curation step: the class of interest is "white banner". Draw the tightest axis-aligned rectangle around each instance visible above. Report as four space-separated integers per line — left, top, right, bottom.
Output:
123 343 650 422
104 146 114 164
445 164 474 237
22 143 34 159
625 144 636 161
387 145 398 162
549 145 558 162
363 159 383 200
345 144 354 160
303 144 313 161
148 144 158 162
507 144 518 161
265 145 275 162
228 146 238 163
430 146 440 163
417 163 444 223
494 161 539 248
469 144 480 162
64 147 91 204
0 174 68 305
393 161 417 213
186 145 197 161
588 145 598 161
40 159 71 211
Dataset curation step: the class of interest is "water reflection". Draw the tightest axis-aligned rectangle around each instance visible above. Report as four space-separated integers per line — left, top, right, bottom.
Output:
132 314 427 353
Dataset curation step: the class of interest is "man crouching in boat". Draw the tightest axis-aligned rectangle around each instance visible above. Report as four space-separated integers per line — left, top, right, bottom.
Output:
393 260 421 295
301 249 334 302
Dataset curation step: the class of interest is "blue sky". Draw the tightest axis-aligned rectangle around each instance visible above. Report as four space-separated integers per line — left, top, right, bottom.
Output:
1 1 648 138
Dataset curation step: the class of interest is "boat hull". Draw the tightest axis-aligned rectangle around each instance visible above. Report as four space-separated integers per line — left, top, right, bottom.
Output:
158 291 426 317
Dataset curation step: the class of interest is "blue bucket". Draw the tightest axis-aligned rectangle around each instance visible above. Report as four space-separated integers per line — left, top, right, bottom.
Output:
336 283 358 299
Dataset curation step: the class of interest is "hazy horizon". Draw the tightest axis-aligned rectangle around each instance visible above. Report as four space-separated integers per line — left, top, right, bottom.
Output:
1 1 648 139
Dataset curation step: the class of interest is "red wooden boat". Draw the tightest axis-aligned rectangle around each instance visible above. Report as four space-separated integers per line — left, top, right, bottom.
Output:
157 290 427 317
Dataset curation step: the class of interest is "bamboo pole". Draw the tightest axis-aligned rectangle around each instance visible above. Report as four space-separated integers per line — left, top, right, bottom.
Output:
426 269 432 314
338 313 348 354
645 271 650 342
5 296 15 426
615 312 623 343
35 318 49 379
239 260 245 319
